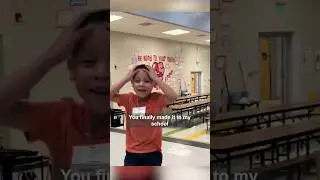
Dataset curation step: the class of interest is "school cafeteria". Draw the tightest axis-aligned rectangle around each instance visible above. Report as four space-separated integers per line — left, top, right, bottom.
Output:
211 0 320 179
109 11 211 167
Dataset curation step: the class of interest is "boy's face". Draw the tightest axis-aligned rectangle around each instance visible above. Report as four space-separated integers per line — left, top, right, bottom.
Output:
69 25 109 114
131 70 155 98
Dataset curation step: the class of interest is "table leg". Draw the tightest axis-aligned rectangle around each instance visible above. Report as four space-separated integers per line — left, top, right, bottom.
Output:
306 136 310 155
227 152 231 176
276 146 280 163
271 144 275 164
296 140 300 156
286 141 290 160
306 136 311 173
267 114 271 127
2 161 13 180
282 112 286 124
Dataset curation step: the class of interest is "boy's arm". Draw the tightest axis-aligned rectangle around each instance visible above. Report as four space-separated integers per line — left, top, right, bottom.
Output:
110 78 129 102
154 79 178 104
110 67 136 102
143 65 178 103
0 12 90 131
0 56 60 131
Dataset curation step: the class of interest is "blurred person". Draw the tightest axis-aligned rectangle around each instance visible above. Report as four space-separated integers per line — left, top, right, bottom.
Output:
0 9 109 179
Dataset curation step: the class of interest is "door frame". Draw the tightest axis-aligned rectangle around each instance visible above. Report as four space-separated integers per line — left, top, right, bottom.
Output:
0 34 3 77
191 71 202 95
259 31 294 104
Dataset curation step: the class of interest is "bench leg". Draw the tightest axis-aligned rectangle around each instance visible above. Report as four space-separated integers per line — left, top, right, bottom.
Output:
286 142 291 160
315 151 320 180
260 151 265 166
296 166 301 180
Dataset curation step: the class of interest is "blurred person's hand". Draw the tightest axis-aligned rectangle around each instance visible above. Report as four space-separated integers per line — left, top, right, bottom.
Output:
124 65 139 82
42 12 93 65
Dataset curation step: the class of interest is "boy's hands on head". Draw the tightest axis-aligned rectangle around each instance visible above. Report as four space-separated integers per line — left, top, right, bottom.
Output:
43 11 94 65
144 65 160 83
124 66 138 82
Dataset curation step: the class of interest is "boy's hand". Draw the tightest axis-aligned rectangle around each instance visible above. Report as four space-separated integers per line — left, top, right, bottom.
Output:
42 12 93 65
124 66 137 82
144 65 161 83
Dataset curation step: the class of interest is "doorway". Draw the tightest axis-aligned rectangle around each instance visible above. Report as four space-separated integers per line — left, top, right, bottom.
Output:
0 34 2 77
191 71 202 95
259 32 293 104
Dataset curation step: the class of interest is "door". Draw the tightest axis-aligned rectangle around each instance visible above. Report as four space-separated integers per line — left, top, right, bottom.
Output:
259 32 293 104
191 73 195 95
259 39 271 100
191 72 202 95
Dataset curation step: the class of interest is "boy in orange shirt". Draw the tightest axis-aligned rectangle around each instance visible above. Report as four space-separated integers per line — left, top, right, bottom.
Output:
111 64 178 166
0 10 109 179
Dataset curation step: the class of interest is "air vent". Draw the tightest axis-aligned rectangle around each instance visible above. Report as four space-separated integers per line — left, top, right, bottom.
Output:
138 22 153 26
196 34 206 37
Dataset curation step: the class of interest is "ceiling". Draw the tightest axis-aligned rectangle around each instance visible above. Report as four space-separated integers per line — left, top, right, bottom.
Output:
110 12 210 46
134 12 210 32
110 0 210 12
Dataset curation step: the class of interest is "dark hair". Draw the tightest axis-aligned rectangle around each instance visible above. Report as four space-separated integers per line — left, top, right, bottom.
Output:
132 64 152 80
134 64 149 71
77 9 109 29
70 9 109 61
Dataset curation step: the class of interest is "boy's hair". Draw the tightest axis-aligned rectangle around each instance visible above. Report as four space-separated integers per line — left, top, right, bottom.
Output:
68 9 109 69
134 64 149 71
132 64 152 81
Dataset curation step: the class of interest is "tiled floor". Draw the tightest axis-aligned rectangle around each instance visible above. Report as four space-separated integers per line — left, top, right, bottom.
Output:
110 132 210 166
112 121 210 144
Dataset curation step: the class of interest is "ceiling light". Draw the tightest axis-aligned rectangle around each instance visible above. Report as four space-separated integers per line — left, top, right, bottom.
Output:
206 39 210 42
110 15 123 22
162 29 190 35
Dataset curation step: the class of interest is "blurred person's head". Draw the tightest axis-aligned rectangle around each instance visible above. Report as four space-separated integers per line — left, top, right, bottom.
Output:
67 10 109 114
131 64 155 99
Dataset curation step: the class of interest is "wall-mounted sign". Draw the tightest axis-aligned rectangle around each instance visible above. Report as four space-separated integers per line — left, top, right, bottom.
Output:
134 54 181 89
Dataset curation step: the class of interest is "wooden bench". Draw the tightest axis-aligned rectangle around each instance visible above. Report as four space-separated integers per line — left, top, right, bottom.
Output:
211 101 320 135
212 112 314 135
211 145 270 164
169 110 210 128
243 153 315 180
211 118 320 175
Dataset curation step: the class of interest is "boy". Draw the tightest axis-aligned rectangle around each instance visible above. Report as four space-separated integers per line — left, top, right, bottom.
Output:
0 10 109 179
110 64 178 166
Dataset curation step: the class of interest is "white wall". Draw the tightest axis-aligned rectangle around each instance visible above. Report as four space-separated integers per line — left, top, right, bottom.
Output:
110 31 210 95
213 0 320 106
0 0 107 154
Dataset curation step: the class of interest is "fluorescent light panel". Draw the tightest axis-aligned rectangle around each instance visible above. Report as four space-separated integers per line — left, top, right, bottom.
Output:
110 15 123 22
162 29 190 35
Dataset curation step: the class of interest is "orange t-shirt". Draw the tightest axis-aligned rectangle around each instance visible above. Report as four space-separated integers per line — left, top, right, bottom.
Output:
23 100 110 169
117 92 167 153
